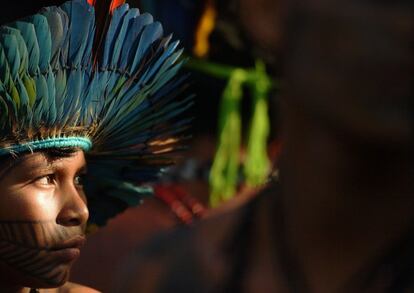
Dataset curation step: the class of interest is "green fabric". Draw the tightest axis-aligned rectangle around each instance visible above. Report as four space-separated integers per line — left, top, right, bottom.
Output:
209 70 246 207
244 62 271 188
196 59 273 207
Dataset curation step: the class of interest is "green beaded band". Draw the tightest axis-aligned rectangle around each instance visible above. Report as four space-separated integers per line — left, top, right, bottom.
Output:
0 137 92 156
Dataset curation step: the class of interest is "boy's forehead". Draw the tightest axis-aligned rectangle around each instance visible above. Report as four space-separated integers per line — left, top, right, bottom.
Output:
0 150 86 177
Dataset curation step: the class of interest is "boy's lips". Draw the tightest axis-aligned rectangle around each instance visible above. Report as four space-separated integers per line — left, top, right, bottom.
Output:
51 235 86 250
48 235 86 262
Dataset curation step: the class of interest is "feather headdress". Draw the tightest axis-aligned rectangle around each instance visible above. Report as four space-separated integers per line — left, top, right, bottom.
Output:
0 0 191 226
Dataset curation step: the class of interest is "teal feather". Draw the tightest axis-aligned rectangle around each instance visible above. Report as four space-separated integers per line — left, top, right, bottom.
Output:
0 45 8 79
106 84 190 145
15 78 31 120
61 0 95 67
46 71 57 125
0 47 13 102
63 69 83 122
110 9 138 69
57 9 70 67
27 15 52 73
54 69 67 116
34 74 49 123
118 9 143 71
12 21 39 76
0 27 29 76
130 21 163 74
140 39 180 84
0 34 20 81
102 3 129 68
0 91 8 129
40 8 65 68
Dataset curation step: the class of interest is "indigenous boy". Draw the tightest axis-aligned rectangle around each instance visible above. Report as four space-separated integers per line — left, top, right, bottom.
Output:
0 0 188 292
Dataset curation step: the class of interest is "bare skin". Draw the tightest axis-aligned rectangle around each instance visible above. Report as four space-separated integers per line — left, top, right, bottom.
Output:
0 151 98 293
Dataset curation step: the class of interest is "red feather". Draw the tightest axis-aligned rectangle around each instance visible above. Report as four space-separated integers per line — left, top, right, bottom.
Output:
109 0 125 13
87 0 125 14
87 0 126 65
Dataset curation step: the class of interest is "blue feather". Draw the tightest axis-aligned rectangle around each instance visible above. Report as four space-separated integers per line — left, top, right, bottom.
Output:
40 7 65 66
0 34 20 81
109 9 138 69
27 15 52 73
130 21 163 74
11 21 39 76
140 39 179 84
46 71 57 125
61 0 95 67
102 3 129 68
118 9 144 71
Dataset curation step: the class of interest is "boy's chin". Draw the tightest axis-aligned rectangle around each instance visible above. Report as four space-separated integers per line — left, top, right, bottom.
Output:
21 266 72 289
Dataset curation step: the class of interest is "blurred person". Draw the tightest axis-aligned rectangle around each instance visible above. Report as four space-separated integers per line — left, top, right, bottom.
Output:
112 0 414 292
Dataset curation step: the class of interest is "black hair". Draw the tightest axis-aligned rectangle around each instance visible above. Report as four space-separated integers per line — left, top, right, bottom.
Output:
42 147 80 161
0 0 67 25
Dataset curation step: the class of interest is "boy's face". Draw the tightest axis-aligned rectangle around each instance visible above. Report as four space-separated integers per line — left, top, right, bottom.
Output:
0 150 88 288
284 0 414 147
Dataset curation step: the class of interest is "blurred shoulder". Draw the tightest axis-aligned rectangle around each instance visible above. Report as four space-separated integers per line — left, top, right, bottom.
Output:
113 183 278 293
58 282 100 293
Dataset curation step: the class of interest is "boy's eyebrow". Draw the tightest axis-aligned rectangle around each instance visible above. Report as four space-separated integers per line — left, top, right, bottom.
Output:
0 154 50 182
0 155 34 182
47 156 87 173
78 165 87 173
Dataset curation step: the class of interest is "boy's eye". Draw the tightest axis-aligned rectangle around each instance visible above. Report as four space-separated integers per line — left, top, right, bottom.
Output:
36 174 55 185
74 174 85 186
